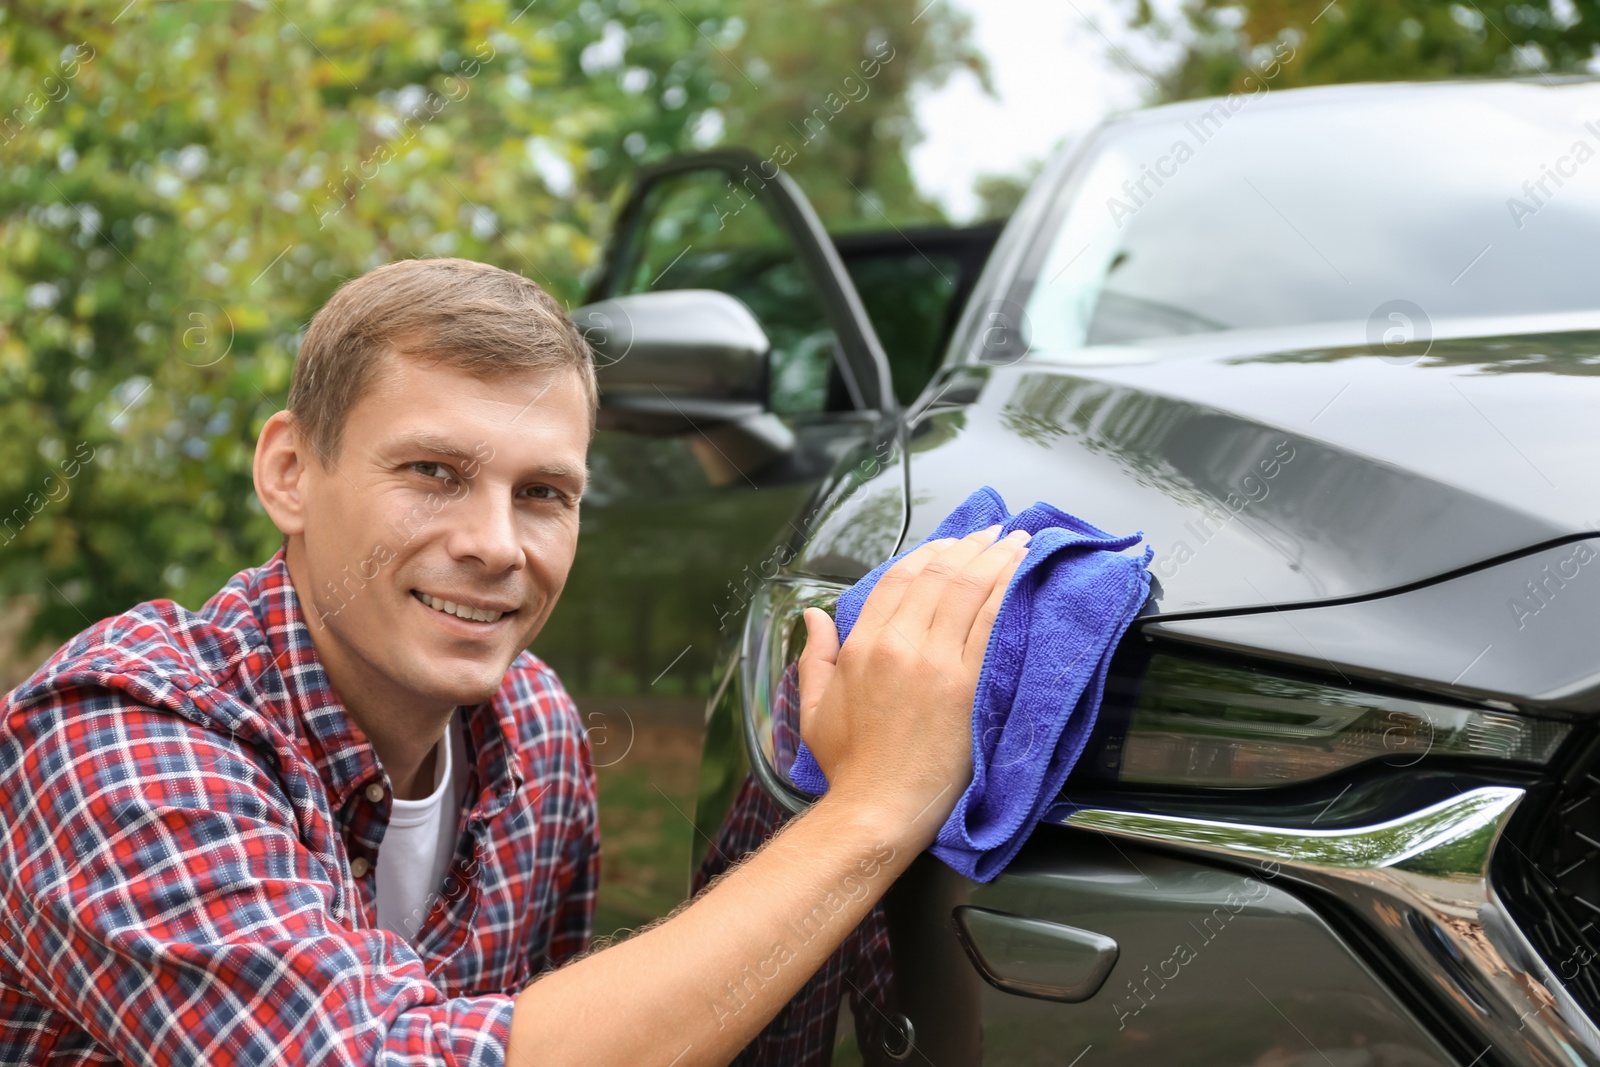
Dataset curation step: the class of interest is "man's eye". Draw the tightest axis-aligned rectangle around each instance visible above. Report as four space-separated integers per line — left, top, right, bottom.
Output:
411 462 454 481
523 484 566 502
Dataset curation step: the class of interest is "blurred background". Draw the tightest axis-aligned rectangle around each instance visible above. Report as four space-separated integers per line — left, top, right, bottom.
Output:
3 0 1596 947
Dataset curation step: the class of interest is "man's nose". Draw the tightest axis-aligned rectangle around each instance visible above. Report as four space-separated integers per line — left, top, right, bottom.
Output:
444 482 523 573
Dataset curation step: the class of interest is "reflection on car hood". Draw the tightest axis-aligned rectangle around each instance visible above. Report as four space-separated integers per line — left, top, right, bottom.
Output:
902 326 1600 615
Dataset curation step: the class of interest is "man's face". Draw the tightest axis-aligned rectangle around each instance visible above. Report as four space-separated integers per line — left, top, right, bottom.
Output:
289 355 590 714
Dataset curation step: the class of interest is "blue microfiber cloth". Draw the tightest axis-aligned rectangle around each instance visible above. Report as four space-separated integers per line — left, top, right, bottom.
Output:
788 486 1153 883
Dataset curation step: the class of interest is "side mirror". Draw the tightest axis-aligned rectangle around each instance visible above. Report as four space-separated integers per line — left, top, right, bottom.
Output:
571 290 795 480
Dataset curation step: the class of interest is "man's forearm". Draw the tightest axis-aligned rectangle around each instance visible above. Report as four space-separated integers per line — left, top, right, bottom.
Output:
508 791 920 1067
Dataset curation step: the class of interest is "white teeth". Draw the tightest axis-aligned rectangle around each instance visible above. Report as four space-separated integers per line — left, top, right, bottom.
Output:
417 592 503 623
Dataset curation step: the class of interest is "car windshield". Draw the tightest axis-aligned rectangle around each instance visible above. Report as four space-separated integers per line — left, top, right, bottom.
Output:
1018 81 1600 355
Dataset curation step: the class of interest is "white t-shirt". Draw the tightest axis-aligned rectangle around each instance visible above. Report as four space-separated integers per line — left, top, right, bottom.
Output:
376 712 469 943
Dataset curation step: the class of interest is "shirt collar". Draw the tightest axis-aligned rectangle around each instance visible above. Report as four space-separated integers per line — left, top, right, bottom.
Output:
243 548 525 820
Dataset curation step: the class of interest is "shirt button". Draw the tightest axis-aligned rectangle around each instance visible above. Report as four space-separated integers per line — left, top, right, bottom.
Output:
350 857 371 878
365 782 385 803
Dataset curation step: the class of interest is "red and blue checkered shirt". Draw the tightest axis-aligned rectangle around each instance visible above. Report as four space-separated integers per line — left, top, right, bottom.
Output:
0 548 599 1065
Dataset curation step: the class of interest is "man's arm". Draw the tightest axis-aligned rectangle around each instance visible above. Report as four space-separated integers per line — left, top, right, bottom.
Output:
511 523 1029 1066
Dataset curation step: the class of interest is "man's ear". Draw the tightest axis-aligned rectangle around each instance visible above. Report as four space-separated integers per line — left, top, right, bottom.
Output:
254 410 313 537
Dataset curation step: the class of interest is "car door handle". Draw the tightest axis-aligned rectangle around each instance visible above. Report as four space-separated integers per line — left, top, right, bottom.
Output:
953 905 1119 1003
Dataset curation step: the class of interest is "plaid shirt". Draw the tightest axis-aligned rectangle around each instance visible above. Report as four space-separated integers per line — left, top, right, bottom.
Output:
0 548 599 1066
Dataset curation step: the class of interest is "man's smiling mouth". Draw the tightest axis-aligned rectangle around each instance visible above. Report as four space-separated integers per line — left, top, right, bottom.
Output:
412 590 512 624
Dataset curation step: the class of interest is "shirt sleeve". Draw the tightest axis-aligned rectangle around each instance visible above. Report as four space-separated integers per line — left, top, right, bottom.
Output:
0 683 514 1067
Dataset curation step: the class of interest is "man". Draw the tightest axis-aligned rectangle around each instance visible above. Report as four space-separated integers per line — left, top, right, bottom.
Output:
0 258 1028 1066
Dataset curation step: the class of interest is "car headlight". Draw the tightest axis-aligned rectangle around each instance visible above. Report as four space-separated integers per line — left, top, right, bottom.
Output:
742 579 1570 803
1081 652 1568 789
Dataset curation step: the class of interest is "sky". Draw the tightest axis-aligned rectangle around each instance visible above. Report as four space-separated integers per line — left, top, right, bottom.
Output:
909 0 1150 221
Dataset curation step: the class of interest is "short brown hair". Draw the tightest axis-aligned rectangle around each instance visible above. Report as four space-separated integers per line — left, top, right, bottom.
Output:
288 257 597 461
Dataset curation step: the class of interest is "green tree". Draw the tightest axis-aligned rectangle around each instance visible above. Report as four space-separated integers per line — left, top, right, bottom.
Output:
546 0 985 227
1122 0 1600 102
717 0 987 227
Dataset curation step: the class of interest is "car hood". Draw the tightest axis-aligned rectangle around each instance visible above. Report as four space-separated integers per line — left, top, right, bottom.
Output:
903 321 1600 616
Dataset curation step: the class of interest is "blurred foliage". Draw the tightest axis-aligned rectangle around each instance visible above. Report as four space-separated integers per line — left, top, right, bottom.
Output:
971 159 1042 222
718 0 988 228
1123 0 1600 101
0 0 981 653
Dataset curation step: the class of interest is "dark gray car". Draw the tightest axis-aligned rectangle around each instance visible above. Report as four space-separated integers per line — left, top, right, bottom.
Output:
570 78 1600 1065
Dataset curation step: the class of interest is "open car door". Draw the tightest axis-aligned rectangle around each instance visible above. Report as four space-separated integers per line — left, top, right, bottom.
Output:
531 150 897 931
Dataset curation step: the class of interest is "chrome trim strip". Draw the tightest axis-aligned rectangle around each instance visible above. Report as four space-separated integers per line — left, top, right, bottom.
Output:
1060 789 1600 1067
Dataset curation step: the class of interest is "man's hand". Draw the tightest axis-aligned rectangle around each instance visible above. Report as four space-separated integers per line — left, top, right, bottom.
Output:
510 523 1029 1067
797 524 1030 845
